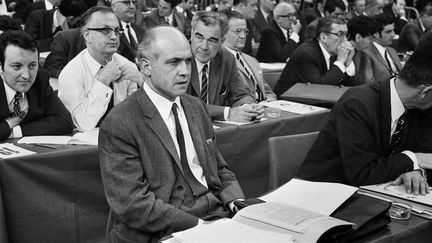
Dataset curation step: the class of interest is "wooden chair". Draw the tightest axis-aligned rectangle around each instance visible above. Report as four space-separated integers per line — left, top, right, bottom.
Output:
268 131 319 190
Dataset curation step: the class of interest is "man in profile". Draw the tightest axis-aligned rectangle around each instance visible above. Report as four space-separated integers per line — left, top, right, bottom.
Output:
0 30 73 141
99 26 244 242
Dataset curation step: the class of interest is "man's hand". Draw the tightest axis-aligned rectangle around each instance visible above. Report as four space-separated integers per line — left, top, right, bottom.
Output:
118 64 145 87
290 18 302 34
228 104 263 122
415 153 432 169
391 171 429 195
336 41 353 64
97 60 122 86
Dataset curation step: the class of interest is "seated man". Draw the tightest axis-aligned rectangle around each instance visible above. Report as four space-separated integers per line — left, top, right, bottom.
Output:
188 11 264 122
0 30 73 141
298 45 432 195
143 0 189 36
358 14 402 83
397 5 432 52
274 16 356 97
59 6 143 131
231 0 259 55
223 10 276 102
256 2 301 63
99 26 245 242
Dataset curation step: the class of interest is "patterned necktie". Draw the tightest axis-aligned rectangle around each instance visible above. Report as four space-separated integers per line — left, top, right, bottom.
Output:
390 111 407 154
236 52 264 101
126 24 138 50
384 49 398 76
12 92 25 119
200 64 208 103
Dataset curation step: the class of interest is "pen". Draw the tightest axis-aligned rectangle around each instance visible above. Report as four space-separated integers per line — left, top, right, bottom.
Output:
1 147 19 153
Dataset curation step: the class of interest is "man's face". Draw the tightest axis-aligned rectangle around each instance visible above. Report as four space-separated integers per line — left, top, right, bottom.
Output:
329 7 346 18
261 0 276 12
111 0 137 23
184 0 194 10
145 35 192 101
353 0 366 14
191 21 223 63
355 34 372 50
288 0 301 11
2 45 38 93
392 0 405 14
377 23 395 46
366 0 384 16
224 18 247 51
422 15 432 30
158 0 173 17
275 6 297 30
83 12 120 57
323 23 348 55
239 0 258 19
219 0 233 10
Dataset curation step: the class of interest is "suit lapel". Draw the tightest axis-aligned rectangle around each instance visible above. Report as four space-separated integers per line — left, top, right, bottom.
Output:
370 44 391 72
22 83 37 123
0 78 10 119
190 59 200 96
379 80 392 153
241 53 265 95
120 33 135 55
313 40 328 73
208 52 223 104
271 20 286 44
387 48 403 71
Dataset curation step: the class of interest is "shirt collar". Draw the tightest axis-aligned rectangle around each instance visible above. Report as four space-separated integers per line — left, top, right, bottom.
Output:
390 77 406 122
195 58 210 74
44 0 53 10
2 76 24 105
176 6 184 12
144 82 181 122
373 41 387 58
318 41 331 68
84 49 106 77
120 21 130 30
260 8 268 20
224 45 238 57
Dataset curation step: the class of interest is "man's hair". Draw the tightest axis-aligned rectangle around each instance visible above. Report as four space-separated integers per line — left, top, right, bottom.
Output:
233 0 249 6
219 9 245 21
191 11 229 37
80 6 115 28
399 44 432 86
347 15 376 40
316 16 346 37
416 0 432 14
0 30 38 70
324 0 346 14
59 0 88 17
0 15 22 32
273 2 294 18
137 28 158 61
420 5 432 17
372 14 394 34
163 0 182 7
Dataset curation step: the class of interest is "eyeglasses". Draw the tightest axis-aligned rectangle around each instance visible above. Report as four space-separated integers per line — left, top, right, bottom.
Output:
113 0 138 5
86 27 124 36
229 28 249 35
325 31 350 39
278 13 298 19
193 33 220 46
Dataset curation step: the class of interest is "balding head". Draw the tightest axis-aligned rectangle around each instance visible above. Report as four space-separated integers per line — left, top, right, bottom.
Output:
273 2 295 17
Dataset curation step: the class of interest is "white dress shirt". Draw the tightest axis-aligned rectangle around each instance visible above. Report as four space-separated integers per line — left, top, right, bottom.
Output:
144 82 208 187
3 79 28 138
120 21 138 44
318 41 355 76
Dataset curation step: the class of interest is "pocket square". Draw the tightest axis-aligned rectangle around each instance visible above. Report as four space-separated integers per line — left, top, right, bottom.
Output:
206 137 214 145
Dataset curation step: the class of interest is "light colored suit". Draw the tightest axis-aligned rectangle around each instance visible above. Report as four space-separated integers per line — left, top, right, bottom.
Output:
99 89 244 242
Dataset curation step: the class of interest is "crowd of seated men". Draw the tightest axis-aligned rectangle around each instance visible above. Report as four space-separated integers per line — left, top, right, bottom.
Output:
1 0 432 241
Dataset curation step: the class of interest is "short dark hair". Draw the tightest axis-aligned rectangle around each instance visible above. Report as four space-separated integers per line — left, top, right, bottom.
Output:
59 0 88 17
0 15 21 32
191 11 229 37
80 6 116 28
0 30 38 70
372 14 394 34
164 0 182 7
233 0 248 6
347 15 376 40
316 16 346 37
399 44 432 86
324 0 346 14
219 9 245 21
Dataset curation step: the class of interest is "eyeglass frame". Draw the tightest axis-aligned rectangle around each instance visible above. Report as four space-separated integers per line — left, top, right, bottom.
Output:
277 13 298 20
325 31 350 39
193 32 221 47
229 28 249 35
86 27 124 37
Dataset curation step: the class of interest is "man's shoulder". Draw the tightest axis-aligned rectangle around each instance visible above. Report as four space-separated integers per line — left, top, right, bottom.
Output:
291 40 318 58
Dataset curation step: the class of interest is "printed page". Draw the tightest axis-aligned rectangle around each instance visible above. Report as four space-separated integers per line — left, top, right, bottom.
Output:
361 183 432 206
264 100 328 115
260 179 358 215
0 143 36 158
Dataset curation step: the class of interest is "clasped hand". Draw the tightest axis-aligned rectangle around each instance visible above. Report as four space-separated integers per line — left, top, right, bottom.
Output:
228 103 265 122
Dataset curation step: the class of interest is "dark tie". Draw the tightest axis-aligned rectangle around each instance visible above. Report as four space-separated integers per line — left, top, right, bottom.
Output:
171 103 208 204
200 64 208 103
236 52 264 101
384 49 398 76
126 24 138 50
12 92 25 119
97 66 114 127
329 55 337 69
390 111 407 154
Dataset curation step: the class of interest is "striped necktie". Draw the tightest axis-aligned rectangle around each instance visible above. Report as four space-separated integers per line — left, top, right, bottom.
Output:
200 64 208 103
126 24 138 50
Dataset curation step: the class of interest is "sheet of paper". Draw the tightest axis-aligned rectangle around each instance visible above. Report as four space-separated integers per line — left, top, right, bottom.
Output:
264 100 328 115
361 183 432 206
0 143 36 158
69 129 99 145
213 120 251 126
18 136 72 145
259 62 286 71
260 179 357 215
172 219 294 243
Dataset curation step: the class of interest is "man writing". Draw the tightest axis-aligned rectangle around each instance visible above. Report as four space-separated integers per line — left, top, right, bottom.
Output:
99 26 245 242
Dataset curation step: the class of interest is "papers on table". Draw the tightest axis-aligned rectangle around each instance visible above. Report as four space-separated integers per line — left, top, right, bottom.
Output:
18 129 99 146
361 183 432 206
264 100 328 115
260 179 358 216
0 143 36 159
259 62 286 71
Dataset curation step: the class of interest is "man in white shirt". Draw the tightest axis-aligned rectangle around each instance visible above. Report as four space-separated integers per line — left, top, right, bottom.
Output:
59 6 143 131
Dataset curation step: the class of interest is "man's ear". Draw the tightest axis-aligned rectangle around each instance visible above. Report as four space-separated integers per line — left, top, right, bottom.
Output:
138 58 151 76
420 85 432 99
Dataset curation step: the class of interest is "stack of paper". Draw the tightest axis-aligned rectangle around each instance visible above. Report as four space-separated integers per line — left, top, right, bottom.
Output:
264 100 328 115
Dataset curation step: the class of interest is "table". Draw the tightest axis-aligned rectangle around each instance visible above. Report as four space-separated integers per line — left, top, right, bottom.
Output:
260 62 285 90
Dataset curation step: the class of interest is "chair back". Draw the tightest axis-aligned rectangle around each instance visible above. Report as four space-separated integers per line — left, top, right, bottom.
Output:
268 131 319 190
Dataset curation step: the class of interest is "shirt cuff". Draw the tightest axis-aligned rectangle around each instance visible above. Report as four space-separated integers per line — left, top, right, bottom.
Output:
289 32 300 43
10 125 23 138
345 62 356 76
223 107 230 121
333 61 346 73
93 80 113 99
404 150 427 179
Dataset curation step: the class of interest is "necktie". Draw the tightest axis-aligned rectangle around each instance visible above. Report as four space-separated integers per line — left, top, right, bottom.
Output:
171 103 207 200
236 52 264 101
97 66 114 127
12 92 25 119
329 55 337 70
384 49 398 76
390 111 407 154
200 64 208 103
126 24 138 50
165 17 170 25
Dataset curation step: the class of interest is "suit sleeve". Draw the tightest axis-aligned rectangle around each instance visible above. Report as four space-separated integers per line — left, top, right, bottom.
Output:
44 32 69 78
336 97 414 186
24 10 52 52
0 121 11 141
227 59 256 107
405 25 420 49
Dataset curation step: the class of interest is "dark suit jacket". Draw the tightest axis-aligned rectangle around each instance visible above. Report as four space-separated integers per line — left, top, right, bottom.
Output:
99 89 244 242
417 29 432 50
357 43 402 83
44 28 87 78
274 39 356 96
118 23 145 62
256 19 300 63
298 80 431 186
303 17 319 42
383 6 408 35
24 9 56 52
0 69 73 141
251 9 272 43
397 19 424 52
301 7 322 25
187 47 256 120
143 9 188 35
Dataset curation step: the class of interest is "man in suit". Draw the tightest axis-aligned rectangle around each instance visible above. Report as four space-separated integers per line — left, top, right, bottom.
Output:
274 16 356 96
346 0 366 20
417 29 432 50
397 5 432 52
143 0 189 36
12 0 60 24
301 0 325 25
383 0 407 34
251 0 276 44
99 26 245 242
358 14 403 83
58 6 143 131
0 30 73 141
188 11 263 122
256 2 301 63
298 45 432 194
223 10 276 101
232 0 259 55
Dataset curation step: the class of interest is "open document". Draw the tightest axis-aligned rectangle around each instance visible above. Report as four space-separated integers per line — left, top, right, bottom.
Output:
17 129 99 146
264 100 328 115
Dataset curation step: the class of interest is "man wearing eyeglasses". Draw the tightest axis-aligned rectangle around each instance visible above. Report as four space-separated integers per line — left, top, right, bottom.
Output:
223 10 276 102
232 0 258 55
143 0 189 37
188 11 264 122
256 2 301 62
274 16 357 96
58 6 143 131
